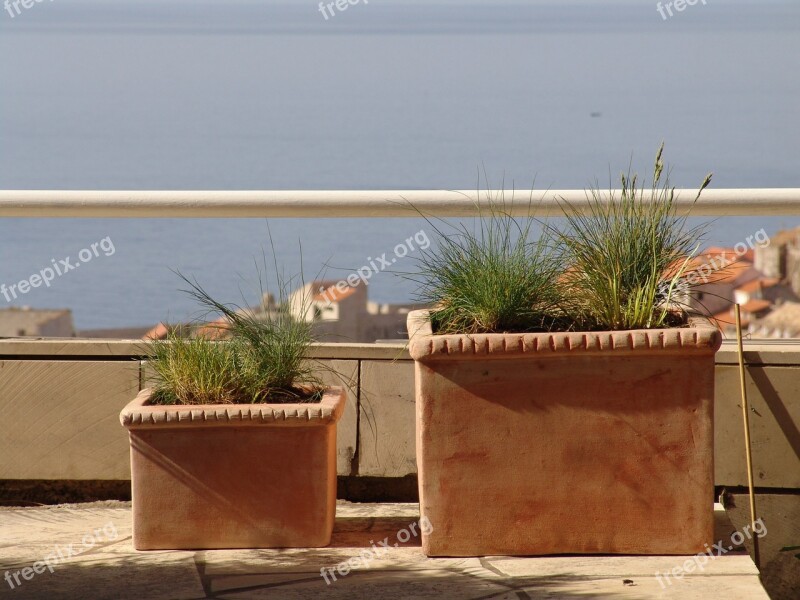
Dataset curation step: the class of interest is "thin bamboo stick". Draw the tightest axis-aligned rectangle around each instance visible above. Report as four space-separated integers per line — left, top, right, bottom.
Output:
734 303 760 568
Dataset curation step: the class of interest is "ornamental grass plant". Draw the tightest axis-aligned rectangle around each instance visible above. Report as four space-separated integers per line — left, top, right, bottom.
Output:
414 146 713 335
553 144 712 331
147 269 322 406
412 188 566 334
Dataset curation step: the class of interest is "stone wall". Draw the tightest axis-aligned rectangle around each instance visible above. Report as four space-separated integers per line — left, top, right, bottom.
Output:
0 339 797 492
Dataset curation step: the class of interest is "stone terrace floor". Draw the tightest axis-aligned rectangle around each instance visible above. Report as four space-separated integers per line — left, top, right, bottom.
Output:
0 502 768 599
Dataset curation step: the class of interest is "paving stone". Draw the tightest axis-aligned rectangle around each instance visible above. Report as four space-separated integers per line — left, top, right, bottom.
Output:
511 575 772 599
0 501 769 599
215 568 512 600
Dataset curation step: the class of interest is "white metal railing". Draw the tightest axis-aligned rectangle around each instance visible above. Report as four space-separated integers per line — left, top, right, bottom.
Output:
0 188 799 218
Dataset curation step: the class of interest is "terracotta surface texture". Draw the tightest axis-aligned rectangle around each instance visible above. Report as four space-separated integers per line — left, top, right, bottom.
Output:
120 388 345 550
408 310 722 557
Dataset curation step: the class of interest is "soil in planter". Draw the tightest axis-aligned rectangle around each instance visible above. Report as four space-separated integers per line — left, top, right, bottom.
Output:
148 385 324 406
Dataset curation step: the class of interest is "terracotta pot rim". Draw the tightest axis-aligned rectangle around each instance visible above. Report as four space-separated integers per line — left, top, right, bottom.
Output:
407 309 722 362
120 387 346 429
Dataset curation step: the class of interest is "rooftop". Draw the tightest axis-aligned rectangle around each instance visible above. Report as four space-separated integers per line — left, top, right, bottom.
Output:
0 307 73 338
0 501 767 600
737 278 781 294
741 299 773 314
313 282 359 303
750 301 800 336
680 248 757 286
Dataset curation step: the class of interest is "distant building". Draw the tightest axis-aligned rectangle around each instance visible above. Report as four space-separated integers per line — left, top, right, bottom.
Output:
289 280 425 342
733 277 796 307
710 301 772 338
0 307 75 337
142 281 423 344
684 247 762 316
680 245 799 338
142 320 227 341
754 226 800 294
77 326 153 339
749 301 800 338
143 322 171 340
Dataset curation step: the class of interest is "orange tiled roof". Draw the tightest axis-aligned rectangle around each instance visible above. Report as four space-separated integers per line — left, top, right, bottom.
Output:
194 317 231 340
143 322 169 340
710 307 733 322
741 299 772 314
702 246 755 263
736 277 780 294
677 248 754 285
709 307 747 331
313 284 357 303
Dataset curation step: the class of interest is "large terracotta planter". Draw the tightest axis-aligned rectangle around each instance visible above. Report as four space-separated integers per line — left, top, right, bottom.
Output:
408 310 721 557
120 388 345 550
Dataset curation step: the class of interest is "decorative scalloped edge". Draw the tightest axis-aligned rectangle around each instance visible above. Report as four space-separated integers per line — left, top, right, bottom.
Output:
407 310 722 361
120 388 345 429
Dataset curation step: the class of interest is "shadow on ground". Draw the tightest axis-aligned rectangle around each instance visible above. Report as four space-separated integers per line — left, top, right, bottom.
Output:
0 508 763 599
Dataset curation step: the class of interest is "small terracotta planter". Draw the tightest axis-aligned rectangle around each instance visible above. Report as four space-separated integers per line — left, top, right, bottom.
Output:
120 388 345 550
408 310 721 557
